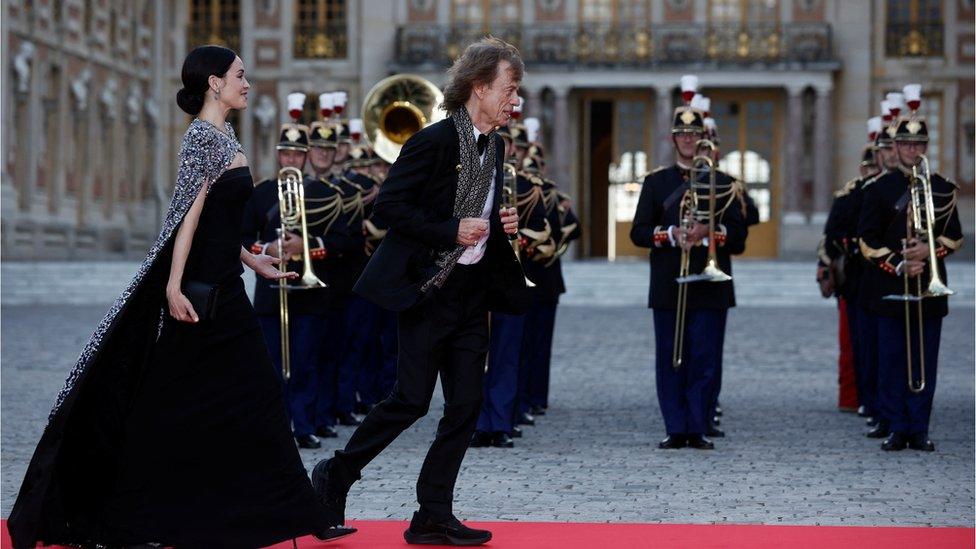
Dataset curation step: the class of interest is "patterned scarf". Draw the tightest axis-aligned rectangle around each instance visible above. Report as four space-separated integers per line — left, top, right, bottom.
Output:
421 107 497 292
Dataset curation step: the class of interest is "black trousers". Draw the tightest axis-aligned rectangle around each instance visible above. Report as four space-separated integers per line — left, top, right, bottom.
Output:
335 262 490 519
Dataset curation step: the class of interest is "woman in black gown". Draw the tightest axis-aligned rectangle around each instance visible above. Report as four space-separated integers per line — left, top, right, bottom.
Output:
8 46 352 548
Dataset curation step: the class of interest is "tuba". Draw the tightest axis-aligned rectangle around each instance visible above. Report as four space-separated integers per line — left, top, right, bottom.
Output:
272 166 327 380
361 74 445 164
882 154 953 392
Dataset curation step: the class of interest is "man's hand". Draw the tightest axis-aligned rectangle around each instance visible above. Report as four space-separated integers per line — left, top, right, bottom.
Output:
267 232 304 258
457 218 488 246
903 238 928 262
686 220 709 245
902 259 926 277
249 253 299 281
500 207 519 235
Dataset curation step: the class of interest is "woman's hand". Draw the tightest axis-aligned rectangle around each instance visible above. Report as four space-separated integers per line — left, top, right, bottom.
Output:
166 285 199 323
250 253 299 280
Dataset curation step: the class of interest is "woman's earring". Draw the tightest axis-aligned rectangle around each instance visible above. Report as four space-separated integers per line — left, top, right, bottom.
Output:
215 87 221 100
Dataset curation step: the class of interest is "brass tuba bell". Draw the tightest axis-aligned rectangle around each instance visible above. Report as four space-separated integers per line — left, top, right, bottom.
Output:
361 74 445 164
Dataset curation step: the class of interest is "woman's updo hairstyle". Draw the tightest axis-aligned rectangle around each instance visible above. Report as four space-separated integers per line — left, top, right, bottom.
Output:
176 45 237 115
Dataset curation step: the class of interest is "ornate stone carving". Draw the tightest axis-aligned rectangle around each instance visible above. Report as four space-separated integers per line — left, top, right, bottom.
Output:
126 86 142 124
13 42 36 94
144 98 160 125
254 94 277 132
100 78 119 120
70 68 93 111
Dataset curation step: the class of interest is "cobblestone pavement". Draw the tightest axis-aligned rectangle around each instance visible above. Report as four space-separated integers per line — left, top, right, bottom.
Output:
2 304 973 526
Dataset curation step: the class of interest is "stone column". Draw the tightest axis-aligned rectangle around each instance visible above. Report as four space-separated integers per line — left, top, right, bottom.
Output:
654 84 673 167
783 83 806 223
812 83 835 224
551 87 571 191
522 87 541 119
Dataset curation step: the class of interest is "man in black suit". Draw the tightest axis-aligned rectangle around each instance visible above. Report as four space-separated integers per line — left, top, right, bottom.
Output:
311 37 528 546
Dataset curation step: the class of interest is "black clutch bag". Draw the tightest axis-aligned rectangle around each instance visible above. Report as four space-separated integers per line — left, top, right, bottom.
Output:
182 280 220 320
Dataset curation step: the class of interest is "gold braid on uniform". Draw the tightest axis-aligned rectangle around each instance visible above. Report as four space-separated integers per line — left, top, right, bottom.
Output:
304 177 345 237
521 220 556 261
364 218 387 256
341 176 367 227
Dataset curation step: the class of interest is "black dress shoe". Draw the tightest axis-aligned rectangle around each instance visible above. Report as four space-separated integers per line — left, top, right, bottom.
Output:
530 405 547 416
881 432 908 451
711 415 721 426
311 457 358 528
707 426 725 438
686 434 715 450
509 426 523 438
866 422 890 439
658 434 686 449
403 512 492 546
469 431 491 448
865 416 879 427
517 412 535 426
714 403 723 417
315 526 358 541
857 405 869 417
908 433 935 452
316 426 339 438
337 412 362 426
491 432 514 448
296 434 322 449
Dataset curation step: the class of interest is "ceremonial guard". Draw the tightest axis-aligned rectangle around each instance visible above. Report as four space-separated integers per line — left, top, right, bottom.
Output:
630 77 747 450
471 122 551 448
857 86 962 452
860 97 907 435
818 118 883 414
300 103 366 431
329 116 369 426
358 147 398 413
518 119 581 423
241 97 333 448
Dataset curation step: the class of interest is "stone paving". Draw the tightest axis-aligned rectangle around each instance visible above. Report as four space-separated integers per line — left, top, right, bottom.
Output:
2 303 973 526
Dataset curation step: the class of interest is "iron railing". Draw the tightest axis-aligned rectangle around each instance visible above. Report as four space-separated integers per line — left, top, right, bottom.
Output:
395 23 836 69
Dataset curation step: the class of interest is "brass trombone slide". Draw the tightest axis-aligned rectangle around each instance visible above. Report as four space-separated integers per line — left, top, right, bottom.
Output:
676 140 732 284
502 163 536 288
271 166 327 381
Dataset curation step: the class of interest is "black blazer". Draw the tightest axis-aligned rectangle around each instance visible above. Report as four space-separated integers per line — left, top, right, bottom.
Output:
354 118 530 313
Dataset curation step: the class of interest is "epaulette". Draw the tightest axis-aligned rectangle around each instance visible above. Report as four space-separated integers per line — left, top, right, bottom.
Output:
860 169 888 189
933 172 959 188
341 175 366 192
833 178 858 198
640 165 667 180
529 175 545 186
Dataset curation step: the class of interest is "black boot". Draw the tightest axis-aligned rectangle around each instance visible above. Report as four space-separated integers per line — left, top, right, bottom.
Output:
866 421 890 439
403 511 492 546
311 457 358 528
881 432 908 451
469 431 492 448
517 412 535 426
337 412 362 426
295 434 322 449
509 426 523 438
706 425 725 438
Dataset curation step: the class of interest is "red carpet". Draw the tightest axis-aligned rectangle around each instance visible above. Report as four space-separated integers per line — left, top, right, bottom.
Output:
3 520 973 548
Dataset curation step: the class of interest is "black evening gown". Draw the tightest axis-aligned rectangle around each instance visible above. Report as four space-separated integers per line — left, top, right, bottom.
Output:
18 167 328 548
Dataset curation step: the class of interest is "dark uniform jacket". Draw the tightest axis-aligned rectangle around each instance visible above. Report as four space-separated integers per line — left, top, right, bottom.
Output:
822 176 874 301
241 176 358 315
523 178 581 302
354 118 530 313
327 172 369 301
630 164 748 310
857 167 963 318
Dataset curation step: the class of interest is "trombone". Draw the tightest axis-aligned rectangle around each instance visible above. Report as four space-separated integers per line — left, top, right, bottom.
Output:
672 139 733 369
272 166 327 380
881 154 953 393
502 162 536 288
